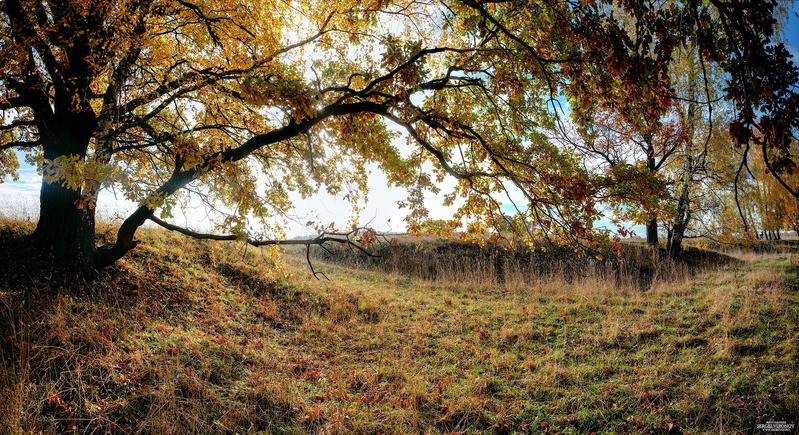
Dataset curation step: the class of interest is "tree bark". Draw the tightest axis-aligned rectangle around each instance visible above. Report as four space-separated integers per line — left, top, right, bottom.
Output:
94 206 150 269
669 184 689 257
646 215 658 246
31 111 98 277
669 74 697 258
95 168 198 268
645 153 658 247
32 177 96 276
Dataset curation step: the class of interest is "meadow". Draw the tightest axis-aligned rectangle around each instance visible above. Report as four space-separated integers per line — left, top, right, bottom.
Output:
1 220 797 434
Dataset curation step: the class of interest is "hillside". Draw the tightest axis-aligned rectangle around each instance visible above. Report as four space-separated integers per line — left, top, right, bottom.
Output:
1 222 798 434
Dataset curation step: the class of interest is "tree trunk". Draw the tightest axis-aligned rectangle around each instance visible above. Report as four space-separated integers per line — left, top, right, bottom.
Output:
669 66 697 258
493 247 505 286
669 222 686 256
646 215 658 246
645 153 659 247
32 178 96 276
32 111 98 277
666 226 673 249
669 186 689 257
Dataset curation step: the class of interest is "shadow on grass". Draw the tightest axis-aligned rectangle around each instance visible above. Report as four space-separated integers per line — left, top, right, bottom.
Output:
0 225 308 434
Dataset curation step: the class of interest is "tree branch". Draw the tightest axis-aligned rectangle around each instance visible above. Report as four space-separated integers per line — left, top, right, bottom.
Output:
0 140 41 151
147 215 380 279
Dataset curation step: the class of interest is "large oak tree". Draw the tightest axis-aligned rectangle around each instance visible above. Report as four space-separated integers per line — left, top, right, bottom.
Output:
0 0 796 276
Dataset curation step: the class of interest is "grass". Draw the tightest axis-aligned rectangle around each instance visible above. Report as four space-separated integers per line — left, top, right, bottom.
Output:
1 221 798 433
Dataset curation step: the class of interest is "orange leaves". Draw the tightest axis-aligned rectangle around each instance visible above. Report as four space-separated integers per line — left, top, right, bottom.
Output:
436 376 453 394
358 227 378 248
241 72 317 122
9 0 791 267
473 325 489 341
303 403 327 425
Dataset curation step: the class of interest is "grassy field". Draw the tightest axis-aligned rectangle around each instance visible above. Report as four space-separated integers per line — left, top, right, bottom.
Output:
1 221 798 434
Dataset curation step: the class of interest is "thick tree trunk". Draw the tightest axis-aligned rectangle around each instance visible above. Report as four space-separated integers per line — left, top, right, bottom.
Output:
646 215 658 246
32 110 98 277
32 178 96 276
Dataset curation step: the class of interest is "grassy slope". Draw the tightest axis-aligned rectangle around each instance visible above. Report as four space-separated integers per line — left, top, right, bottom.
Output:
1 223 798 434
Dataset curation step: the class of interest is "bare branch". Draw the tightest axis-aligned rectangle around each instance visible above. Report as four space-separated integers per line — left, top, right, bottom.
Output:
0 139 41 151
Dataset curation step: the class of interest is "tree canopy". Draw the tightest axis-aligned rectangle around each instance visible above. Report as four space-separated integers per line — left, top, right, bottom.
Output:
0 0 797 275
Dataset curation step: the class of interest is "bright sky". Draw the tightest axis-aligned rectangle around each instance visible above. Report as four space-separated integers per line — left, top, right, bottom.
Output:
785 5 799 60
2 5 798 238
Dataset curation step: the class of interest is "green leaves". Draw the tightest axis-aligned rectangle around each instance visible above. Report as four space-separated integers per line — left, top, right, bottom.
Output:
42 155 118 192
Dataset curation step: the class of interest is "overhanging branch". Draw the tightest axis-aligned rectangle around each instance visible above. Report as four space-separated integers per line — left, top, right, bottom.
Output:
147 215 380 279
0 139 41 151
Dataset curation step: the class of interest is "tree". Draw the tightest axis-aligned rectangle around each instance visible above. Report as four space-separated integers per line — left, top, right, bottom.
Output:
744 139 799 238
0 0 796 277
456 0 798 255
0 0 604 277
561 105 679 247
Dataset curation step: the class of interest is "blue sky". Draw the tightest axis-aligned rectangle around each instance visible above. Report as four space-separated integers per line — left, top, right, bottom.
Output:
784 6 799 60
2 5 798 236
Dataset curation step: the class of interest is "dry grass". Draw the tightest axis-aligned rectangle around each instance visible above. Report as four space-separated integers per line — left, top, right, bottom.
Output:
309 236 734 294
1 223 798 434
